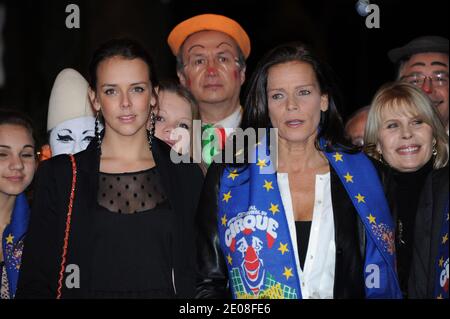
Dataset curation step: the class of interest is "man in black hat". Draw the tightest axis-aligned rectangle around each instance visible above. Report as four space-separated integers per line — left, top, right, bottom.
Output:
388 36 449 133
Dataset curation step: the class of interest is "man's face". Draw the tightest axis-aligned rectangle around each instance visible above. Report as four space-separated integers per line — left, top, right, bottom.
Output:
400 52 449 130
178 31 245 107
345 110 368 147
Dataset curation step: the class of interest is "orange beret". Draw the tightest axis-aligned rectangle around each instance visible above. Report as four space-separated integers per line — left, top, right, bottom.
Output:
167 14 251 59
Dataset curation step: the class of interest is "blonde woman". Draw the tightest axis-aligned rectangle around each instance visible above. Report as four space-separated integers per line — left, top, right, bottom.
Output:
154 81 200 156
364 81 449 297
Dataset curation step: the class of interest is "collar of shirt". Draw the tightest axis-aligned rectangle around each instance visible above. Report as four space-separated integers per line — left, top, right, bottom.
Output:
277 172 336 299
212 106 243 137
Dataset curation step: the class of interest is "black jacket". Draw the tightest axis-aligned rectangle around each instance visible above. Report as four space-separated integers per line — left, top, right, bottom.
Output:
195 162 367 299
16 138 204 299
409 166 449 298
376 160 434 297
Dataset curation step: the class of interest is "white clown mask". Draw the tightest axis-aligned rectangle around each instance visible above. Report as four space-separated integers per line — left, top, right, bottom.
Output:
49 116 99 155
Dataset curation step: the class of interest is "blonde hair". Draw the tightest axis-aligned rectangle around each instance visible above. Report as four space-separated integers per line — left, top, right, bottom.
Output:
157 81 201 160
364 82 449 169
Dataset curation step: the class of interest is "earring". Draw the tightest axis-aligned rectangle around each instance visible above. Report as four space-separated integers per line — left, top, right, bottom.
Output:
148 111 156 150
376 148 384 164
432 138 438 156
95 110 101 148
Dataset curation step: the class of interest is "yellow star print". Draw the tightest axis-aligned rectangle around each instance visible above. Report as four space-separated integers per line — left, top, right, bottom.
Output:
269 203 280 215
367 214 376 224
227 169 239 181
442 233 448 244
221 214 227 226
278 242 289 255
223 191 232 203
439 256 444 268
355 193 366 203
5 234 14 244
333 152 343 162
344 172 354 183
263 180 274 192
282 267 293 280
227 254 233 265
256 159 267 168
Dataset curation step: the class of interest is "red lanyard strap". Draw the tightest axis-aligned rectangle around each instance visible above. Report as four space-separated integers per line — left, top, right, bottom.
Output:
56 154 77 299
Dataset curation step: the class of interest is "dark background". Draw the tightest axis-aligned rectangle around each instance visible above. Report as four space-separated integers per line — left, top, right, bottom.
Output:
0 0 448 146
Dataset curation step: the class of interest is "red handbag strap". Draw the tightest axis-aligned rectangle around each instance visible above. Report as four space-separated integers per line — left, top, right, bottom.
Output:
56 154 77 299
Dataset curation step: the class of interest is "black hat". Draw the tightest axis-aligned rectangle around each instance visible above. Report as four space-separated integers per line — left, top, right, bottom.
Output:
388 36 449 63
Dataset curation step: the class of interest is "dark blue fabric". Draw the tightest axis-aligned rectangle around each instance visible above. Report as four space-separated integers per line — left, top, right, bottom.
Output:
2 193 30 298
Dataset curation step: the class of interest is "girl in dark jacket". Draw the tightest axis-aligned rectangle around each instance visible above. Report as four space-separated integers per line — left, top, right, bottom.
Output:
0 109 37 299
16 38 204 299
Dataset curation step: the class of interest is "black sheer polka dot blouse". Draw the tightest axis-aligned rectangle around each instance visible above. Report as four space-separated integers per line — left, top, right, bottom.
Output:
16 138 204 299
89 167 175 298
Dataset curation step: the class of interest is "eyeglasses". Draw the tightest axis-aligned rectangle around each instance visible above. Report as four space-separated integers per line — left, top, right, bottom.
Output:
401 73 449 87
184 52 240 72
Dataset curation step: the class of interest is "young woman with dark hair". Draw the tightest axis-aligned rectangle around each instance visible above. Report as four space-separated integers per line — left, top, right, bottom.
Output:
16 38 204 299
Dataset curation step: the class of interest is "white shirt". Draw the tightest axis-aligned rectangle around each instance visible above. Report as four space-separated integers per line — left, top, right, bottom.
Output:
213 106 243 137
277 172 336 299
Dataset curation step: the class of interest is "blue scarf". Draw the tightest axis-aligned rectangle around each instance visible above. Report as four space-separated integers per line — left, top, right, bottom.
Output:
217 136 402 299
434 199 449 299
2 193 30 298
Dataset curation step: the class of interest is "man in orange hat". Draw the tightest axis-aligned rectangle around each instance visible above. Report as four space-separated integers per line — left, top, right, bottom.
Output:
167 14 250 165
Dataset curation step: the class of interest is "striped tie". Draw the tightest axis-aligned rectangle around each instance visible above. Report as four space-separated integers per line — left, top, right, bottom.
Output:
201 124 226 166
